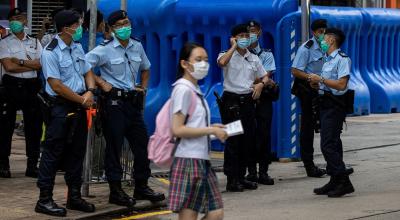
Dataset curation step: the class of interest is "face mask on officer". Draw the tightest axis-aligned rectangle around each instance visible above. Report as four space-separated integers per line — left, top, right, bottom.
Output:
66 25 83 41
249 33 258 44
320 35 334 53
188 61 210 80
9 20 25 34
237 37 251 49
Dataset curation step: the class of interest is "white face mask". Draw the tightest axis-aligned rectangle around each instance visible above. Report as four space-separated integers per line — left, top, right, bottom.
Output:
189 61 209 80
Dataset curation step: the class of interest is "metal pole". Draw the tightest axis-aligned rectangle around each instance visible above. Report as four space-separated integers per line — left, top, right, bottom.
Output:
301 0 311 43
121 0 127 11
82 0 97 197
27 0 32 35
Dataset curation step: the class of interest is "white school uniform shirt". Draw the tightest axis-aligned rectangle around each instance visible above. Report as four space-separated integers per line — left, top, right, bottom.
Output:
0 33 43 78
217 49 267 94
170 78 211 160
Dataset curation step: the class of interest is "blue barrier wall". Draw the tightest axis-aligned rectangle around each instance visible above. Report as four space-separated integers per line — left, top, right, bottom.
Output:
98 1 400 157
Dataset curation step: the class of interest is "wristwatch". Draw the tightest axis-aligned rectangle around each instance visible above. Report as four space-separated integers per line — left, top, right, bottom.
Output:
19 59 24 66
87 88 96 94
319 76 325 84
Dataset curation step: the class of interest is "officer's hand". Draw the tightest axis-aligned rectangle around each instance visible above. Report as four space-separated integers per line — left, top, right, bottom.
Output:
10 57 19 64
135 87 146 94
309 74 321 84
252 82 264 100
101 81 112 92
212 127 228 143
230 37 238 49
81 92 94 108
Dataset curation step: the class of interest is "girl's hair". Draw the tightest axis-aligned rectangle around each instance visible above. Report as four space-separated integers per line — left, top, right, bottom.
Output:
176 42 204 79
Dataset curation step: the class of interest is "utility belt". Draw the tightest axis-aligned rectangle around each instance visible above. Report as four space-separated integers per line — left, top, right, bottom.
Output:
291 77 317 98
217 91 254 123
222 91 254 105
100 87 144 109
319 89 355 114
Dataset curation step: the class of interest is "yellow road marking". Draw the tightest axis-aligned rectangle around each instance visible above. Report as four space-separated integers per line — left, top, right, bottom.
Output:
157 178 170 185
115 210 173 220
211 151 224 159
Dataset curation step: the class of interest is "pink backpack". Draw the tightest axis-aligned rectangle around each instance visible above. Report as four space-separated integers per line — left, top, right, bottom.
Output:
148 85 197 168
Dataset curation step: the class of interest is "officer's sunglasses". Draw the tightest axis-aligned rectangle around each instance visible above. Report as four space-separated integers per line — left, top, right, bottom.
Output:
112 20 131 29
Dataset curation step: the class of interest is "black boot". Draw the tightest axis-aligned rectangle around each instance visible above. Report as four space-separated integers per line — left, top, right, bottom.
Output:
0 158 11 178
314 176 337 195
239 179 258 190
258 173 274 185
345 167 354 176
226 177 244 192
108 181 136 207
66 186 95 212
35 189 67 217
246 166 258 182
305 165 326 178
134 179 165 202
327 175 355 198
25 157 38 178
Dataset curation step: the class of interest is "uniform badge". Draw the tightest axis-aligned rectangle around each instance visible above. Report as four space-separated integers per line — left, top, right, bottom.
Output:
111 100 119 106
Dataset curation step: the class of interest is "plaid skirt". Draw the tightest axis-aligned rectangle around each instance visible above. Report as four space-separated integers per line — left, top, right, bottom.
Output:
168 157 223 213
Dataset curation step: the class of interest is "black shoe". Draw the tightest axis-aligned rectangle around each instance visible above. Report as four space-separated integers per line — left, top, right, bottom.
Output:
327 175 355 198
25 158 39 178
258 173 274 185
239 179 258 190
108 181 136 207
345 167 354 176
134 185 165 202
0 159 11 178
306 166 326 178
314 176 337 195
66 187 95 212
35 190 67 217
246 173 258 183
226 177 244 192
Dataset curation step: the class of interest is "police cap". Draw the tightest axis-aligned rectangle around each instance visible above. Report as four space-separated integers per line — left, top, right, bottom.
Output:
325 27 346 47
247 20 262 29
54 10 81 32
108 10 128 26
231 23 249 37
8 8 26 20
311 19 327 31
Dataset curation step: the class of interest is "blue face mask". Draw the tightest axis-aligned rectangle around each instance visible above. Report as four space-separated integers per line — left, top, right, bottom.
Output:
249 33 258 44
237 38 251 49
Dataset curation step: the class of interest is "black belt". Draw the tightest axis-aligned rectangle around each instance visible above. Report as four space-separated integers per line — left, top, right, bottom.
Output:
2 74 38 85
223 91 253 103
104 87 138 100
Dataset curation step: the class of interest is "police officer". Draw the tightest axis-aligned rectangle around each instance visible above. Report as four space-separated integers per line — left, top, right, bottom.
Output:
35 10 96 216
309 28 354 197
85 10 165 207
291 19 327 177
246 20 275 185
0 8 43 178
217 24 270 192
38 7 63 47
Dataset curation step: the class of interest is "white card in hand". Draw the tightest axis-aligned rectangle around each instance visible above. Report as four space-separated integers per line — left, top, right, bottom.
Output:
210 120 244 140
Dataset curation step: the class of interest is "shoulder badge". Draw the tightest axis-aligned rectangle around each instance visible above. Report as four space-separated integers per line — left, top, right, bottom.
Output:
100 38 113 46
130 36 141 42
46 38 58 51
338 51 348 57
305 39 314 49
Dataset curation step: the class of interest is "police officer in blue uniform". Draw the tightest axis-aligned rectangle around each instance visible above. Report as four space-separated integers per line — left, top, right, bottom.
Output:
309 28 355 197
35 10 96 217
86 10 165 207
0 8 43 178
246 20 275 185
218 24 270 192
291 19 327 177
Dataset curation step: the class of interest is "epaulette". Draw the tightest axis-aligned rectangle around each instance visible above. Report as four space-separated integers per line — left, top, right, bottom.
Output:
304 39 314 49
130 36 141 42
100 38 113 46
338 51 348 57
220 50 227 53
46 38 58 51
1 34 10 40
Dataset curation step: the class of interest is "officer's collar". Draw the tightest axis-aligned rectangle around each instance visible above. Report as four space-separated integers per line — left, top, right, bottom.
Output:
112 37 134 49
55 34 77 50
10 32 28 41
172 78 203 95
327 49 340 58
251 44 261 54
234 49 252 59
312 37 321 50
